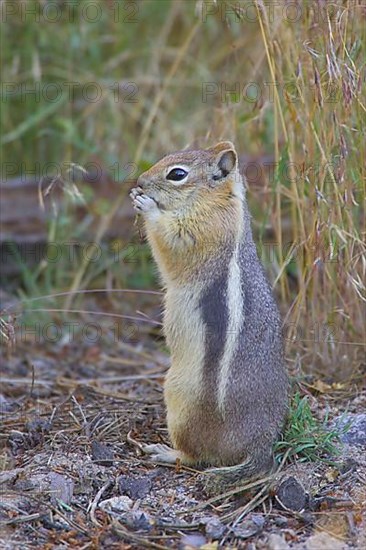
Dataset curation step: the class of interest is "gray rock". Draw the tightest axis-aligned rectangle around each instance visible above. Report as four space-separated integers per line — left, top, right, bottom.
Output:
49 472 74 506
233 514 265 539
305 532 347 549
274 515 288 527
118 474 152 499
180 533 207 548
334 413 366 447
99 495 133 513
266 533 290 550
124 510 152 531
0 394 18 413
203 516 226 539
276 476 308 512
91 440 114 466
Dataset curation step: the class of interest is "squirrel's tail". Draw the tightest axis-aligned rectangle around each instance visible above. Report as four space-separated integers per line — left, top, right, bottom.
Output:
203 452 274 493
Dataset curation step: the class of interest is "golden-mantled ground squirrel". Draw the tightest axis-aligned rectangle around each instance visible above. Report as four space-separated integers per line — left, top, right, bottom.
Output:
130 141 288 485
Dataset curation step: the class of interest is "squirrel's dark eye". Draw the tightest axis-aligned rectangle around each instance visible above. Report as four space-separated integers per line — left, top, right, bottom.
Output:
166 168 188 181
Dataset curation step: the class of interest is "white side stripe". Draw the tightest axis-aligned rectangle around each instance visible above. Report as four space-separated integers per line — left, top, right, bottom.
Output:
217 241 243 413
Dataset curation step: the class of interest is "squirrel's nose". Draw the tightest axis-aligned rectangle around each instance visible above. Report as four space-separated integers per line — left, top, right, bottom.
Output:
137 174 148 189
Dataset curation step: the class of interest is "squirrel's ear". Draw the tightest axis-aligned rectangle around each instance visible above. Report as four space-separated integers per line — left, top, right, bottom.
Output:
211 144 238 181
207 141 236 154
217 149 237 175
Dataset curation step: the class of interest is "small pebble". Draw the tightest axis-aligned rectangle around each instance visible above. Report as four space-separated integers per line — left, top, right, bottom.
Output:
119 474 152 499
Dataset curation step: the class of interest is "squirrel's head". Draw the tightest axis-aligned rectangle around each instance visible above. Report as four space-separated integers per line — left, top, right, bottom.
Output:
136 141 244 211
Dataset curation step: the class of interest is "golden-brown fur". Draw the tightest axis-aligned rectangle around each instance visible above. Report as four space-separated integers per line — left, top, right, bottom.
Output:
130 141 288 485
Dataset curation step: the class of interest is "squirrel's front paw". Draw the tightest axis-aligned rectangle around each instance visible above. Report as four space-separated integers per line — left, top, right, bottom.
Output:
130 187 158 215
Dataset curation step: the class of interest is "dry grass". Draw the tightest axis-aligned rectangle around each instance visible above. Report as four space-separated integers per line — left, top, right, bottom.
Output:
1 5 366 547
1 1 365 378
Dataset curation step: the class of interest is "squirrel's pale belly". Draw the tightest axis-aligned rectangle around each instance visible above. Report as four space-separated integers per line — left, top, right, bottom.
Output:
163 287 206 452
164 285 209 443
163 285 206 399
163 285 231 461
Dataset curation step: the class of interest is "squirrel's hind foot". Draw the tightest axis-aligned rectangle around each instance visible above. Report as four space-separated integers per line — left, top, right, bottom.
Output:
141 443 182 464
127 432 187 465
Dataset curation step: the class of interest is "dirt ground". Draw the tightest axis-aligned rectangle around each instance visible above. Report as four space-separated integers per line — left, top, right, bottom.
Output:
0 293 365 549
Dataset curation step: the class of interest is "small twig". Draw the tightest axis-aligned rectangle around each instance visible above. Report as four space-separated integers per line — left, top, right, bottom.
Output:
88 480 113 527
72 395 90 437
0 512 44 526
50 504 89 535
30 363 35 398
1 288 163 316
127 430 145 453
68 410 81 427
178 474 275 515
0 314 16 351
76 373 165 383
220 491 269 546
113 521 173 550
95 416 126 439
55 379 161 404
24 308 163 326
102 348 167 366
49 406 57 423
0 378 52 386
222 484 270 525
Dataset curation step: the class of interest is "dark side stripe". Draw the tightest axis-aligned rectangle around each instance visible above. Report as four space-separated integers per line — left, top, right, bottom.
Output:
199 268 228 394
